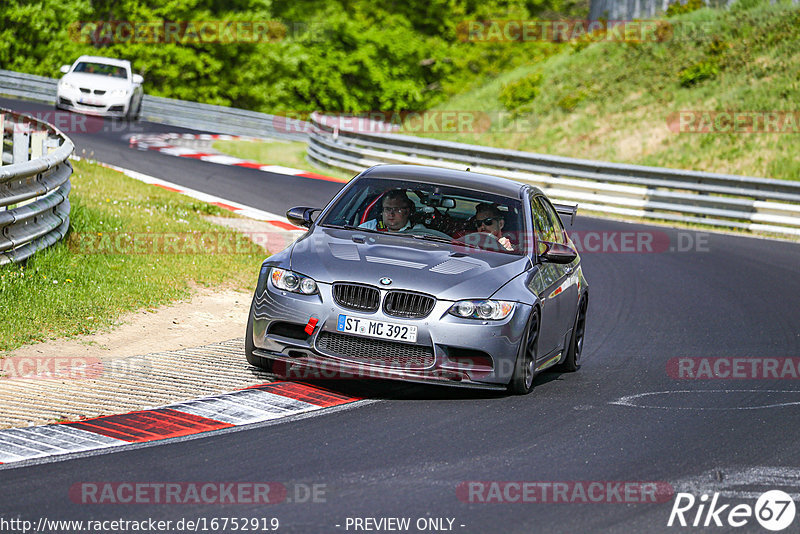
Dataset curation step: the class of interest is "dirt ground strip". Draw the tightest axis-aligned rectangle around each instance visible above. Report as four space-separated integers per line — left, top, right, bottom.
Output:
0 216 295 429
7 287 252 362
0 285 277 428
0 338 276 429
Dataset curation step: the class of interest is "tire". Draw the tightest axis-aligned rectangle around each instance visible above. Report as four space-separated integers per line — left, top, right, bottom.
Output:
507 309 540 395
124 97 139 122
245 299 274 372
558 296 587 372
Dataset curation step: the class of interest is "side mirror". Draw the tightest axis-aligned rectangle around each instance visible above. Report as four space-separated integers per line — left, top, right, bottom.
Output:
286 207 320 228
539 242 577 264
60 65 70 74
132 74 144 84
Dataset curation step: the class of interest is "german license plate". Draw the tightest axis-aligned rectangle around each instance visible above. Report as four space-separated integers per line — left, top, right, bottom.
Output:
336 314 417 343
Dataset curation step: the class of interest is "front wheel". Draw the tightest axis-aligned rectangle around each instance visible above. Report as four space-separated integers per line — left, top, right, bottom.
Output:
507 309 539 395
124 97 139 122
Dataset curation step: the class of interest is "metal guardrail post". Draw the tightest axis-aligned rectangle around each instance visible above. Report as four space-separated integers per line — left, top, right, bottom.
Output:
46 137 60 155
31 131 46 160
12 122 28 164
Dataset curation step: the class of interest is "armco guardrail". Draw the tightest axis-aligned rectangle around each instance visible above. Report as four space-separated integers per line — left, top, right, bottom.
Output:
0 107 73 265
307 113 800 236
0 69 309 142
4 69 799 236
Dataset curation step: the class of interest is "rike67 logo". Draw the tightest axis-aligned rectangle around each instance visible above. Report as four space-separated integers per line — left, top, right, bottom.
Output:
668 490 796 531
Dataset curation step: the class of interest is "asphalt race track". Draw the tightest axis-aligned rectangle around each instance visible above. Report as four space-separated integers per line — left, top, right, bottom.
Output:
2 96 800 533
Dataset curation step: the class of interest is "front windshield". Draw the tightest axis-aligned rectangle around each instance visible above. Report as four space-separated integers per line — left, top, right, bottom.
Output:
73 62 128 79
319 177 526 255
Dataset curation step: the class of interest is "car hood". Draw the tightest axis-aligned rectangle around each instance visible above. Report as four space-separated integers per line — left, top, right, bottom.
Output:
289 227 530 300
62 73 131 90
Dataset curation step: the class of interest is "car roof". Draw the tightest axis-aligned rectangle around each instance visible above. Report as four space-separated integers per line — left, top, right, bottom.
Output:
358 164 534 198
74 56 131 68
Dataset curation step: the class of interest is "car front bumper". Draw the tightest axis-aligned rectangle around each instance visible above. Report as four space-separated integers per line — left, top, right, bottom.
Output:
250 279 532 390
57 87 131 117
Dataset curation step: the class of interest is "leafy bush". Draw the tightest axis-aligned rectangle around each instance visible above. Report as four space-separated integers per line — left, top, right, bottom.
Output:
678 59 719 86
706 35 730 56
677 35 729 87
499 72 544 112
557 90 587 112
666 0 705 17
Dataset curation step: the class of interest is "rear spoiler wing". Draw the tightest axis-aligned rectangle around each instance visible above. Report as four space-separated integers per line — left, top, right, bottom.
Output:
553 203 578 225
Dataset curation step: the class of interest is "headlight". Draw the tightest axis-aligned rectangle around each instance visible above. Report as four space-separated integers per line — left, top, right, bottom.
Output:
59 81 76 90
270 268 318 295
110 88 129 96
449 299 515 320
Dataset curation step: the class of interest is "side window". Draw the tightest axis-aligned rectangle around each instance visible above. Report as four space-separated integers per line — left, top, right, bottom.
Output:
530 196 555 255
537 197 567 245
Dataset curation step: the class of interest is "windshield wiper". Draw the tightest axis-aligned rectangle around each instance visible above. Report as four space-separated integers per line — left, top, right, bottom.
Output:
409 234 481 249
322 224 384 234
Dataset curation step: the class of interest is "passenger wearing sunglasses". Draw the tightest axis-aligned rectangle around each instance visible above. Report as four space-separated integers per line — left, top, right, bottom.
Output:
473 203 514 251
359 189 416 232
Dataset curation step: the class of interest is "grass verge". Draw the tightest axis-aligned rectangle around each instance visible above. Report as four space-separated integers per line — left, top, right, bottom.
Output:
212 138 355 182
0 158 266 352
417 1 800 181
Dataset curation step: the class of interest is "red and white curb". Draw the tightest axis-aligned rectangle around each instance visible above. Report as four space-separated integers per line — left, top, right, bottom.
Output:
72 156 307 233
0 382 360 466
129 133 346 183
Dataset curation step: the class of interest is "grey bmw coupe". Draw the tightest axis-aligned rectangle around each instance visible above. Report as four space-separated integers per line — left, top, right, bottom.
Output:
246 165 588 394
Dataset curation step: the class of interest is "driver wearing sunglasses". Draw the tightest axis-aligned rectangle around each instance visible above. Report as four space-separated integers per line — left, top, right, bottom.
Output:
474 203 514 251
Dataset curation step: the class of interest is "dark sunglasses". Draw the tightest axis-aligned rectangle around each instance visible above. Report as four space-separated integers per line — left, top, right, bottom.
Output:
475 217 498 226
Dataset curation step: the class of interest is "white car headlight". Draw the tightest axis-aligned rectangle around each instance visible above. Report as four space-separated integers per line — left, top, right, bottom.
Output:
449 299 515 320
270 268 318 295
59 81 76 91
110 88 129 96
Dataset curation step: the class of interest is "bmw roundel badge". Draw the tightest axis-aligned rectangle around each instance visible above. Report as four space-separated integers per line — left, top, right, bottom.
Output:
379 277 392 286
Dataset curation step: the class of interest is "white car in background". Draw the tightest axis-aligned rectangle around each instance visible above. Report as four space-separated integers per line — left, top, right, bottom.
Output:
56 55 144 120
